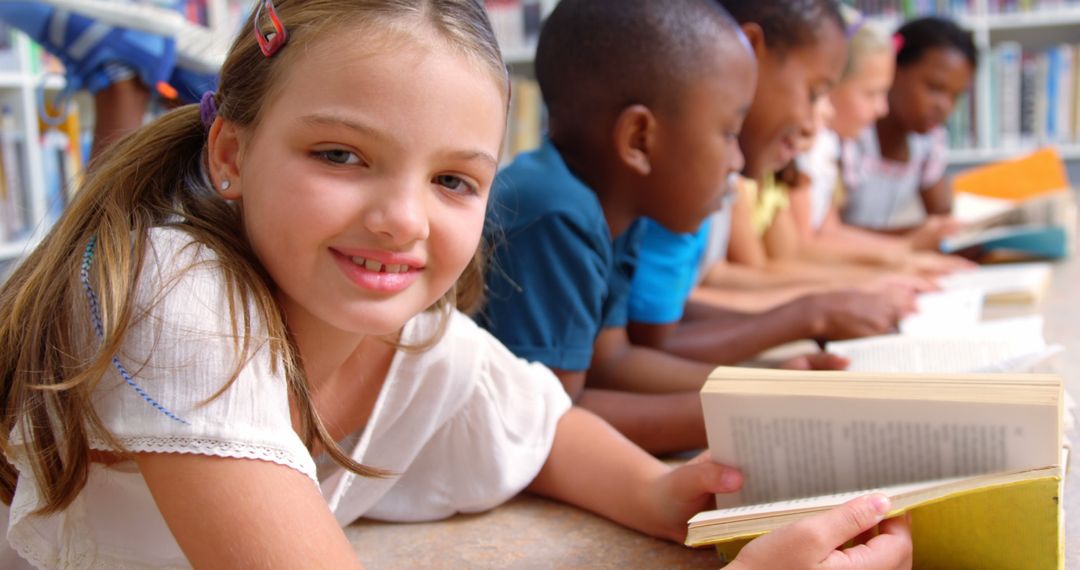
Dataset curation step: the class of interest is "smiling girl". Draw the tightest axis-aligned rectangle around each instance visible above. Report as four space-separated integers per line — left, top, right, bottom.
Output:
0 1 909 568
841 16 977 236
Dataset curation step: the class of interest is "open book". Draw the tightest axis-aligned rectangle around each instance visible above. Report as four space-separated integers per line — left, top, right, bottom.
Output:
897 288 984 336
689 367 1065 568
937 262 1053 305
828 315 1062 374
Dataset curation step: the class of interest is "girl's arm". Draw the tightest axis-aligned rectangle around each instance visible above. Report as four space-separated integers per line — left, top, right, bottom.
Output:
136 452 363 569
726 184 769 269
526 406 742 542
527 408 913 570
920 177 953 217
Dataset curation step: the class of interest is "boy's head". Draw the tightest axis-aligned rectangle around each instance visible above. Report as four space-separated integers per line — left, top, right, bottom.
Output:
535 0 756 234
717 0 848 180
889 16 976 134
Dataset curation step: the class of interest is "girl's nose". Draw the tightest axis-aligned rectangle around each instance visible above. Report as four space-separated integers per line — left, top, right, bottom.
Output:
364 181 431 245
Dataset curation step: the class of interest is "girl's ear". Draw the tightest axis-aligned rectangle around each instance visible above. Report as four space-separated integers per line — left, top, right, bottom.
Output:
740 23 767 61
612 104 657 177
207 118 244 200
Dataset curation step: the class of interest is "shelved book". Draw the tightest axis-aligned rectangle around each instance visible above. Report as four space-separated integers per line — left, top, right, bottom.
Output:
689 367 1066 569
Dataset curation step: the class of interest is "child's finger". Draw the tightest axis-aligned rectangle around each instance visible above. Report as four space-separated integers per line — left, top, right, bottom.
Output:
824 515 913 570
670 459 743 496
794 494 892 558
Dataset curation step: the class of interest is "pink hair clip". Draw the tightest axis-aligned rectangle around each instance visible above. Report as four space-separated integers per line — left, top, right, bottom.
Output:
254 0 288 57
892 32 906 54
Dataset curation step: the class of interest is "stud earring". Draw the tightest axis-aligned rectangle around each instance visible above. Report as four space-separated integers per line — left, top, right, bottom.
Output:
220 180 231 192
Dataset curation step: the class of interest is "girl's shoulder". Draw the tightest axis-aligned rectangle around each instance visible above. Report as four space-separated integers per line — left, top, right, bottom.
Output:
391 308 568 407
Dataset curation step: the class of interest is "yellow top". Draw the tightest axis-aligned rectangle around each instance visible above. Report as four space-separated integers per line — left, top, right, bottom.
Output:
749 172 789 236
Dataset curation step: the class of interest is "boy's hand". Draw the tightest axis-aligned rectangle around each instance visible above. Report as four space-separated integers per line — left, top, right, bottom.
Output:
778 352 849 371
728 494 912 570
641 453 742 543
803 291 903 341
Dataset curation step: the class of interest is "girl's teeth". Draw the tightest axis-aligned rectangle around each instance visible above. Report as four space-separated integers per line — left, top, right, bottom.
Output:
349 256 410 273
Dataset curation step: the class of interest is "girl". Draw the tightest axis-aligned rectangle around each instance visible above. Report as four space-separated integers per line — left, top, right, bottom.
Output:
678 1 924 319
841 16 977 239
0 0 910 568
780 13 972 276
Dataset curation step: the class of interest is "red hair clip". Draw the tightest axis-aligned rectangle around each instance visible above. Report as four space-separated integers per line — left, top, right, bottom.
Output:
254 0 288 57
892 32 906 54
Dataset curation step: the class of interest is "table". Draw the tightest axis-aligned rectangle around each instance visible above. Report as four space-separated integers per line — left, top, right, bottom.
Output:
346 255 1080 569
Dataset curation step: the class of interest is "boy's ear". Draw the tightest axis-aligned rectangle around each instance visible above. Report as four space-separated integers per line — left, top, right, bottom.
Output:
207 118 244 200
740 23 767 61
612 104 657 177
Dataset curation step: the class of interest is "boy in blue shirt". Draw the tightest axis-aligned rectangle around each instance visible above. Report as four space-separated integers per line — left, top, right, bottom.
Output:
478 0 762 453
627 0 909 365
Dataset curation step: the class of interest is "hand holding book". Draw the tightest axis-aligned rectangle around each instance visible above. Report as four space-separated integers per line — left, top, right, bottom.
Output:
725 494 912 570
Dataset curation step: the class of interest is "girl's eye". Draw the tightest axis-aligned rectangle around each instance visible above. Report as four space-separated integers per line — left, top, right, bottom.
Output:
434 174 477 195
316 149 362 165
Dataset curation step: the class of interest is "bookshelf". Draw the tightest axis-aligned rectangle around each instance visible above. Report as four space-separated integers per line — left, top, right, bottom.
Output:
0 0 255 266
489 0 1080 170
0 29 64 264
853 0 1080 166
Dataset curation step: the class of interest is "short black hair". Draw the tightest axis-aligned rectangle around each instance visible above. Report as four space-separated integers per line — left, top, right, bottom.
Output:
716 0 844 52
896 17 977 69
535 0 742 143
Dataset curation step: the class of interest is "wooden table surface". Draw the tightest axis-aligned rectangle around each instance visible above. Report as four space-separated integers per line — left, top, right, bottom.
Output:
347 251 1080 569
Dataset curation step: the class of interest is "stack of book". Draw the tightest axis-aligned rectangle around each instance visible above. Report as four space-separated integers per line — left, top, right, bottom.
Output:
945 148 1076 262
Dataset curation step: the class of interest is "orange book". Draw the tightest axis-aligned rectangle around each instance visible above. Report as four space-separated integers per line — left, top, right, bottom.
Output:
952 148 1069 201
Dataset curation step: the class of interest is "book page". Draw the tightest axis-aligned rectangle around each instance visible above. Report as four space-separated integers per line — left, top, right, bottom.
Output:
827 316 1045 373
690 477 966 524
937 262 1052 299
704 394 1059 508
899 289 984 336
952 193 1017 227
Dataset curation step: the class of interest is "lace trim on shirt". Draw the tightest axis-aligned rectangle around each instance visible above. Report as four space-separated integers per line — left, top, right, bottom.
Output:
4 436 317 569
6 451 192 569
87 435 318 485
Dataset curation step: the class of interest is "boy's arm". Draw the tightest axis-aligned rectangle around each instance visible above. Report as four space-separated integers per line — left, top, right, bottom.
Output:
627 302 816 365
137 453 363 568
628 289 901 365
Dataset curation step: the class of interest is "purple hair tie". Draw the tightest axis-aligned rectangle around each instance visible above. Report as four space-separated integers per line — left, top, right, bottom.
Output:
200 91 218 130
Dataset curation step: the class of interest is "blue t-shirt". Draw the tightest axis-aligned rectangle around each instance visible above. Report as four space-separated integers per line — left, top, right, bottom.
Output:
628 219 709 325
629 198 735 325
478 140 644 372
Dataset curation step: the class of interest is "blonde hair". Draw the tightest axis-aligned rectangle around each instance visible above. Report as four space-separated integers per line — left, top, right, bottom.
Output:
0 0 507 514
840 6 892 81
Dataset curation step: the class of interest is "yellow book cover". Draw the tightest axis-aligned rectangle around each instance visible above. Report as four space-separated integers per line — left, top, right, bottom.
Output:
696 470 1063 569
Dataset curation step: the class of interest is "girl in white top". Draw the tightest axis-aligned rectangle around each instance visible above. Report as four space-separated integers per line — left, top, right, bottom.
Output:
787 10 972 276
0 0 911 568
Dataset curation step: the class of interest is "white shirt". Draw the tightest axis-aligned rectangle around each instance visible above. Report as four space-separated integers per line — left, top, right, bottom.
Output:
0 227 571 569
841 126 948 229
797 129 842 232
